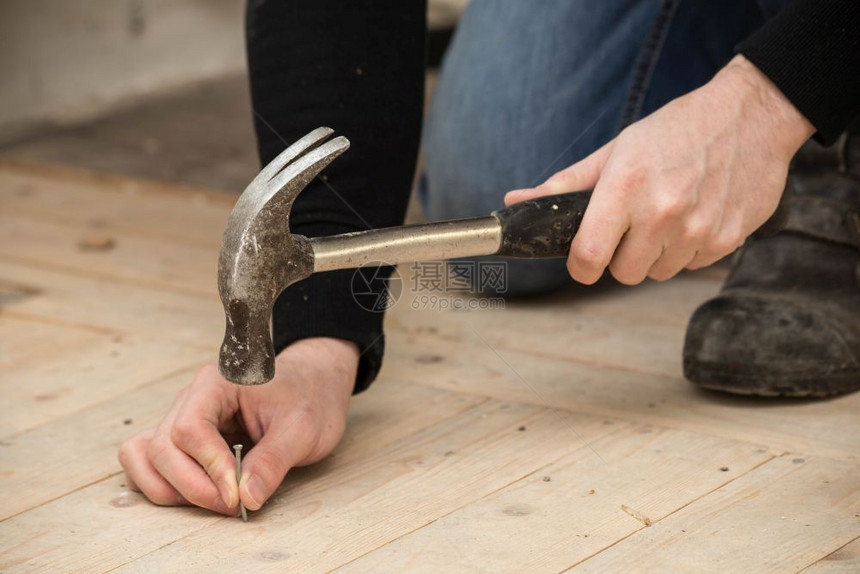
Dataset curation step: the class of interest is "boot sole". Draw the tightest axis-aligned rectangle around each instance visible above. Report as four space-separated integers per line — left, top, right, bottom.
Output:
685 362 860 398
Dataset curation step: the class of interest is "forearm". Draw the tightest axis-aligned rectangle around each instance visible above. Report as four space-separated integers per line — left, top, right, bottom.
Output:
245 0 426 392
737 0 860 144
714 55 814 159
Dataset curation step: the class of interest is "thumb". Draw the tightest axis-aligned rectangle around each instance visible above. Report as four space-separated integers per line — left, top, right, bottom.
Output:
238 416 309 510
504 140 613 205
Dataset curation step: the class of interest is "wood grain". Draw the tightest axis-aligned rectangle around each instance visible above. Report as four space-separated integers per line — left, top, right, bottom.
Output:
340 427 775 572
571 455 860 573
1 163 857 573
382 334 860 459
803 537 860 573
115 402 619 572
0 165 230 248
0 215 217 297
0 260 222 348
0 316 209 437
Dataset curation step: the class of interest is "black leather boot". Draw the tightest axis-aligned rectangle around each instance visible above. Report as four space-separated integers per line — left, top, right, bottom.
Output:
683 133 860 397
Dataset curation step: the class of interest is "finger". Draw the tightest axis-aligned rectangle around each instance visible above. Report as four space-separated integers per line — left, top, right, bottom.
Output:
148 436 236 515
149 393 235 516
239 411 315 511
171 376 241 508
566 173 631 284
505 140 614 205
687 242 740 270
119 429 187 506
607 227 666 285
648 246 699 281
687 229 747 270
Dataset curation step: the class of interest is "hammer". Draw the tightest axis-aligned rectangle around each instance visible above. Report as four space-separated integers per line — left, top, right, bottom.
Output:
217 127 795 385
217 127 593 385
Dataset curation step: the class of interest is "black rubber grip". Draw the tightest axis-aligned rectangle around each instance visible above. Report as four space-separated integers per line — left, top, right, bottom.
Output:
493 191 592 258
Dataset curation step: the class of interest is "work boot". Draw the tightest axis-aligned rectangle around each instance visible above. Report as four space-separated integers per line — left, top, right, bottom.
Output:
683 134 860 397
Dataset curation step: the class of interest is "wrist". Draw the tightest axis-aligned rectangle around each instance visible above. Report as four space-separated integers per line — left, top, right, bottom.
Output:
275 337 360 391
717 54 814 157
278 336 360 365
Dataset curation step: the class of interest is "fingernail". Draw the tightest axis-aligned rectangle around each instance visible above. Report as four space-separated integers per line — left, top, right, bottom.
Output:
218 478 236 508
242 473 266 510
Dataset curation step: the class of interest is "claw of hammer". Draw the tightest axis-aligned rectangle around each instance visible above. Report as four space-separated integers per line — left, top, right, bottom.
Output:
217 127 349 385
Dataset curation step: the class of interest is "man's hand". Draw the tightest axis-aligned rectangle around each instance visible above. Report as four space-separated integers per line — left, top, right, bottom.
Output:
118 337 359 514
505 55 815 285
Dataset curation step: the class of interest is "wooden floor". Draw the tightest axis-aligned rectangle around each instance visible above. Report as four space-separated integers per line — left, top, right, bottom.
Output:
0 161 858 573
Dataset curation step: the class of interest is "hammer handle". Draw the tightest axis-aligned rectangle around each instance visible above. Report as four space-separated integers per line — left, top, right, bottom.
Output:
310 192 592 271
493 191 591 258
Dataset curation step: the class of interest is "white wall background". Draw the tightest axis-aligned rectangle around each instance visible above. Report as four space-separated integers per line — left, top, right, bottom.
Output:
0 0 246 144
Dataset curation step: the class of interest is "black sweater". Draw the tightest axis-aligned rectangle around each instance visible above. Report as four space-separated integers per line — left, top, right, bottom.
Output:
245 0 860 394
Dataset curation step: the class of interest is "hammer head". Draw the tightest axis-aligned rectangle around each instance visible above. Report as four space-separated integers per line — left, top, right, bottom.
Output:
217 127 349 385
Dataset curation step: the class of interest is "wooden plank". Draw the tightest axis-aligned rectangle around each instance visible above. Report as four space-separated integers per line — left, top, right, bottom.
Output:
571 455 860 572
0 316 210 437
0 376 483 523
387 265 725 379
340 426 775 572
387 301 686 378
380 257 722 380
0 370 193 520
381 333 860 459
803 537 860 573
0 260 222 348
0 214 216 297
0 392 532 572
104 402 619 572
569 271 722 324
0 165 231 249
0 475 224 573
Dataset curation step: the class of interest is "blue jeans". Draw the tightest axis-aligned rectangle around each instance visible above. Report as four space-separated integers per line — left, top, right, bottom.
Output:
422 0 789 296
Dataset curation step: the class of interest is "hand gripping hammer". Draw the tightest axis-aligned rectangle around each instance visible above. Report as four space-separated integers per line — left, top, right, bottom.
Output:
217 127 589 384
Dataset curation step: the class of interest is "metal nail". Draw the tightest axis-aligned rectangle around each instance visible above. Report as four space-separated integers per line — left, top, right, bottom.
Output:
233 444 248 522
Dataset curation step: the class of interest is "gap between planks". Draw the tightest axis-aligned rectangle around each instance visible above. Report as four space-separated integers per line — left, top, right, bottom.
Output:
380 328 860 461
335 430 777 573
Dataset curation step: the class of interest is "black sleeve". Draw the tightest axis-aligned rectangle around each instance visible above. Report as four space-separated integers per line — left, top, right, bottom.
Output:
245 0 426 393
737 0 860 145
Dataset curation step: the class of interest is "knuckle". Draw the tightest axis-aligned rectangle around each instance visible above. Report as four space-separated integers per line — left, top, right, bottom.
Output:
571 242 605 269
686 256 713 270
648 267 674 282
146 435 171 465
170 419 196 448
148 487 181 507
708 233 741 257
609 261 645 286
681 219 710 245
547 170 571 188
651 199 686 224
567 259 600 285
117 442 132 469
615 167 647 197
